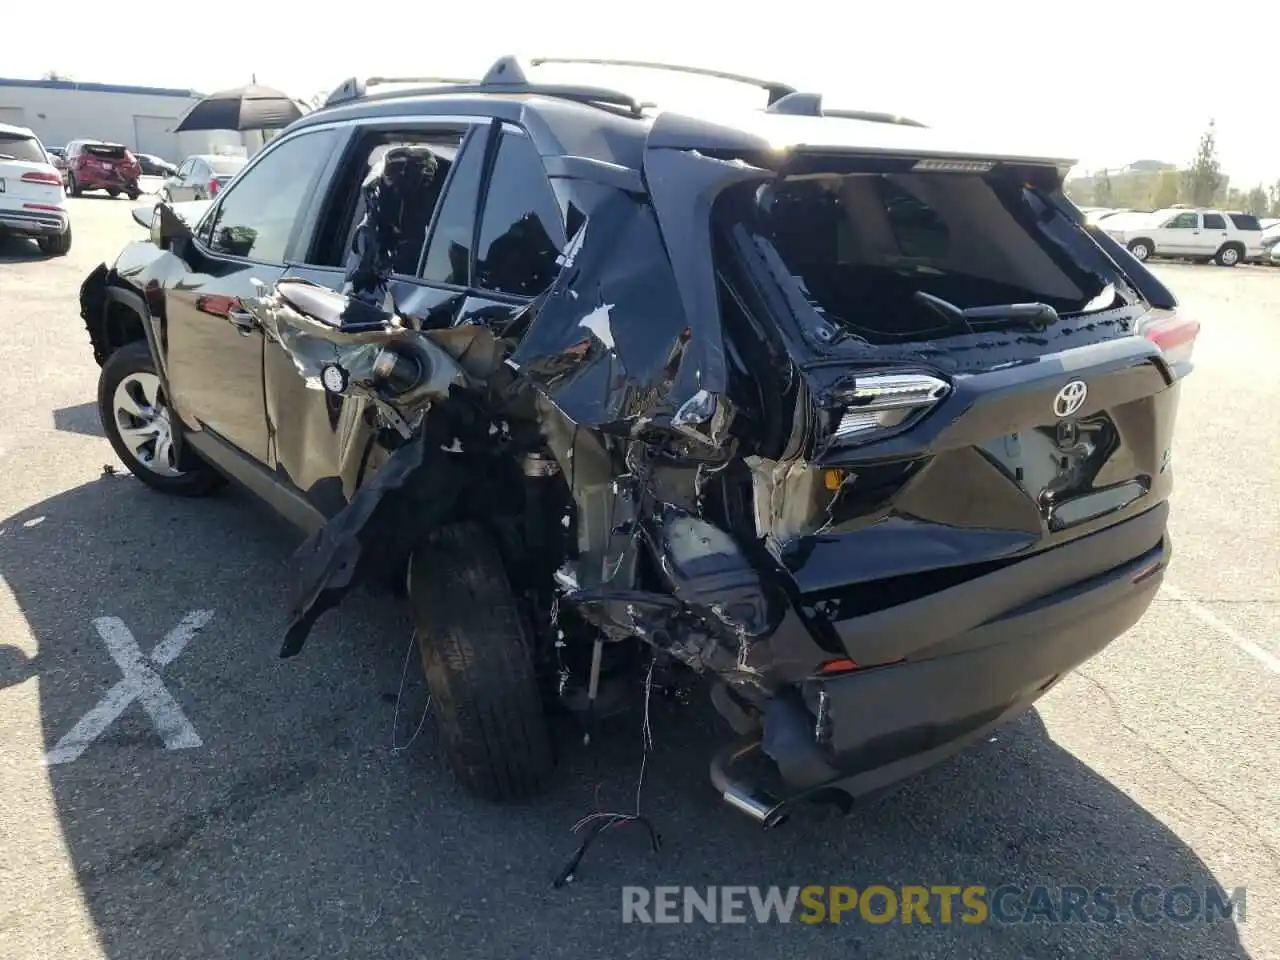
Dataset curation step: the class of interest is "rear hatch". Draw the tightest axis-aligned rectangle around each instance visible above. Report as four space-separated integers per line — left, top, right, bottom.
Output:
208 156 247 195
644 116 1197 646
80 143 141 183
0 131 64 210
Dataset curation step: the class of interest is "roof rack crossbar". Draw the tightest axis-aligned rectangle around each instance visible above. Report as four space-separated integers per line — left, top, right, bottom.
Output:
528 57 797 104
323 59 645 116
767 91 928 128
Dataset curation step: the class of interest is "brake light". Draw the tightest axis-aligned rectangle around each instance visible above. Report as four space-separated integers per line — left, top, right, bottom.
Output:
1137 309 1199 369
831 372 950 444
21 171 62 186
24 203 62 212
209 179 220 195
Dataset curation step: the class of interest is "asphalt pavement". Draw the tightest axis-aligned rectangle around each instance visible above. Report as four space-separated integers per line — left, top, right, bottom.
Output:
0 192 1276 960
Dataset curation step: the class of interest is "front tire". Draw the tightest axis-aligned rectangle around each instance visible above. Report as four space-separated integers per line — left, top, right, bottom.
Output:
107 188 120 198
409 522 554 800
38 224 72 256
98 341 224 496
66 173 80 197
1128 239 1153 262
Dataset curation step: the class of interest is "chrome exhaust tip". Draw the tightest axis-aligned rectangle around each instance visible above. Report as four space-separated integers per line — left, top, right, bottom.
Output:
709 739 790 829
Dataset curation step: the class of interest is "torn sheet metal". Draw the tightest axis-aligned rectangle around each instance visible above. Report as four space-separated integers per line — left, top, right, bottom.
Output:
511 189 721 442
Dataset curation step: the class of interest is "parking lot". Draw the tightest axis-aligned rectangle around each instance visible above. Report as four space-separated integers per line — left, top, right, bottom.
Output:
0 191 1276 959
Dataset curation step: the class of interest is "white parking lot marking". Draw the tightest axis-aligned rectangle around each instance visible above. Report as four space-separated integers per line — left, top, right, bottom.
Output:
44 610 215 765
1163 584 1279 676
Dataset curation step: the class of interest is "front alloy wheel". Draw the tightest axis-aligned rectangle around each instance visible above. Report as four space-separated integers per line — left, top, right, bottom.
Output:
113 372 183 478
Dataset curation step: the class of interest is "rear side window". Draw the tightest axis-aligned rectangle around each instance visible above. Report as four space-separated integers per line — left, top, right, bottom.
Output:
1229 213 1261 230
0 133 46 164
473 129 567 297
202 128 337 262
1202 213 1226 230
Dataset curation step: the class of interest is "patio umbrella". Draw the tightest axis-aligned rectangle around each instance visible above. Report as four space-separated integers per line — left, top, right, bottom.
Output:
173 83 304 132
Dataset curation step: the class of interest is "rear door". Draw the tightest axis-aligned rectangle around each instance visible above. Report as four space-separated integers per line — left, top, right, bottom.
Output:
163 126 338 468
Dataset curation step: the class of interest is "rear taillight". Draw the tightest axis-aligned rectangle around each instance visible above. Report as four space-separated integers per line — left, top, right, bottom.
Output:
831 372 950 444
21 171 62 186
209 179 220 195
1137 309 1199 370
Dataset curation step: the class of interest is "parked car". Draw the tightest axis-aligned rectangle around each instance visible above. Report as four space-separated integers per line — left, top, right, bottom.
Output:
136 153 177 178
64 139 142 199
158 154 248 203
1260 223 1280 264
1104 208 1264 266
46 145 68 173
0 123 71 255
80 56 1195 816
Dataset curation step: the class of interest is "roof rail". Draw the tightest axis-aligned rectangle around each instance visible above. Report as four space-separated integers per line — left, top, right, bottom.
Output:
325 76 475 107
767 91 928 127
322 58 645 117
529 57 797 105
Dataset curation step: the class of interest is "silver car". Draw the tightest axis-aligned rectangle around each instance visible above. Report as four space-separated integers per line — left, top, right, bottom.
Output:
158 154 247 203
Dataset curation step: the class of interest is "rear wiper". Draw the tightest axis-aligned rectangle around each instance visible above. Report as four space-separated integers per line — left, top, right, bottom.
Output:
913 292 1059 334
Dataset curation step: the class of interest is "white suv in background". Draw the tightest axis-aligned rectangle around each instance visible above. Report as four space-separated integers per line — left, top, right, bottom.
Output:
0 123 71 256
1105 208 1264 266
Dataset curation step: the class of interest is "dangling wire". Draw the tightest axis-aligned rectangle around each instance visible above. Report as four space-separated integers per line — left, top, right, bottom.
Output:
553 656 661 888
391 628 432 754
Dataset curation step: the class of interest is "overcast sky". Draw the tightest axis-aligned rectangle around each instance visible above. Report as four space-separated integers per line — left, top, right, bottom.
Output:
9 0 1278 185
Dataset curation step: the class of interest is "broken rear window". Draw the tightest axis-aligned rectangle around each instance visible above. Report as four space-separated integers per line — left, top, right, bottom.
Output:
85 144 128 159
0 133 46 164
717 171 1129 345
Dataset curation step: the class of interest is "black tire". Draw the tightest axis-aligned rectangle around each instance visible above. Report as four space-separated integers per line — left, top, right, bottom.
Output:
38 225 72 256
66 173 80 197
107 188 120 197
409 522 554 800
1128 239 1153 262
1215 244 1243 267
127 188 141 201
98 341 224 496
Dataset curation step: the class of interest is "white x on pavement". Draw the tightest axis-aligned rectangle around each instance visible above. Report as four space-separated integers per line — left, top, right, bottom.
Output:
44 610 215 766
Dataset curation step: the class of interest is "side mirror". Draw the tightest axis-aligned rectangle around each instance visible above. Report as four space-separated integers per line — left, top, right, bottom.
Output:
130 204 154 230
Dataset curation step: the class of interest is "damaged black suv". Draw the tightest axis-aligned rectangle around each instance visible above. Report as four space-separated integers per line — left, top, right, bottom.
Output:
80 56 1197 822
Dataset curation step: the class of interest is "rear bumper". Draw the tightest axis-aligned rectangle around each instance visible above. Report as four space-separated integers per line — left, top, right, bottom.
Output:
0 207 69 237
74 169 139 190
759 505 1169 801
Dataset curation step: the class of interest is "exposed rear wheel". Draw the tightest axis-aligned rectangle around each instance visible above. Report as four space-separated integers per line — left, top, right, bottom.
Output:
409 522 554 800
98 341 224 496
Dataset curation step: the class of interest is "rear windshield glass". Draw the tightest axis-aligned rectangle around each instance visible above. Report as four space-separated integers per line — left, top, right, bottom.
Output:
208 157 246 175
1228 213 1260 231
85 144 128 159
717 172 1127 345
0 133 47 164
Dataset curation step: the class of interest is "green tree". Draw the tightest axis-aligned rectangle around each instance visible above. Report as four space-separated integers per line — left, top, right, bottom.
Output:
1092 170 1114 207
1245 185 1269 215
1151 169 1180 209
1182 120 1224 207
1270 181 1280 218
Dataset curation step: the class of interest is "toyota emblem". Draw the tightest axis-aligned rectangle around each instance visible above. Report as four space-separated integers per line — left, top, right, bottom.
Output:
1053 380 1088 418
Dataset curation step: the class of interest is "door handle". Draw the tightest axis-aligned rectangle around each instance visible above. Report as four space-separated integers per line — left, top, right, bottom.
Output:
227 307 257 334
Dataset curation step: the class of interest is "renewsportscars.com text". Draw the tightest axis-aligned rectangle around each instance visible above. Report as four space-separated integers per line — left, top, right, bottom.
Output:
621 885 1247 925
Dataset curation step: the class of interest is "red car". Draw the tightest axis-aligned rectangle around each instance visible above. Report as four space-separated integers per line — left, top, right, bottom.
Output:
63 139 142 199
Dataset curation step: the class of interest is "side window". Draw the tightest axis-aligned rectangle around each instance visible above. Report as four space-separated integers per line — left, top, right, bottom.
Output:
305 127 464 275
1166 212 1198 229
203 128 336 262
473 128 567 297
1202 213 1226 230
420 128 486 286
1228 213 1259 230
177 159 192 178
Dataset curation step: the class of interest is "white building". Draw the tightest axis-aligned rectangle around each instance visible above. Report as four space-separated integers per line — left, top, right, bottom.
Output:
0 77 262 161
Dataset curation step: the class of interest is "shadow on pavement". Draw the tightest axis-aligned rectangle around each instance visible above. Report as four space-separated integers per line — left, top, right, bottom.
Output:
0 476 1253 959
52 402 105 438
0 235 50 264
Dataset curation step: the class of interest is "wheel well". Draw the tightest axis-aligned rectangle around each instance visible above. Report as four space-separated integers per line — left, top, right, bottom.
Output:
1129 237 1153 248
1219 241 1245 253
88 297 147 366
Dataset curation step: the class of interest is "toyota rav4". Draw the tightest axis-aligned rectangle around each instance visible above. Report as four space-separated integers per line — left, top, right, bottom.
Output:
78 57 1196 822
